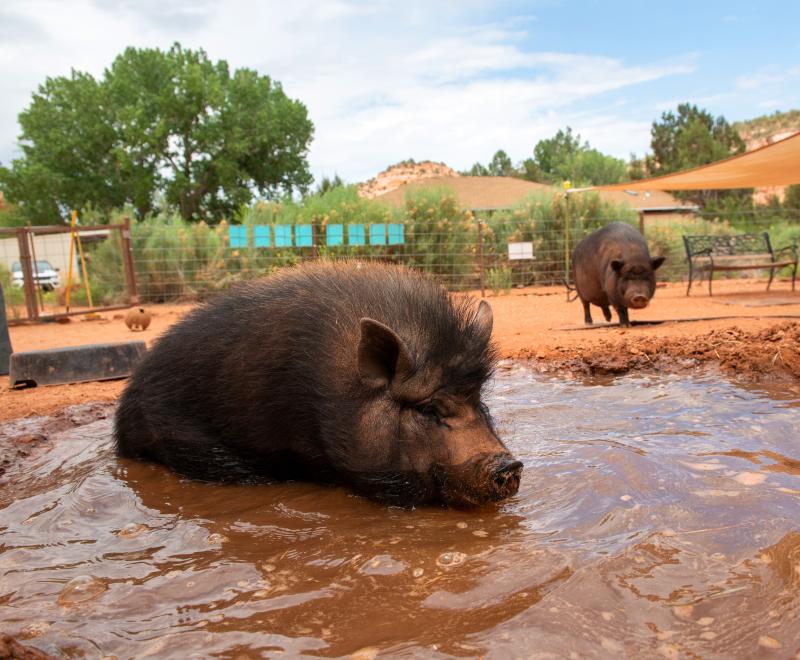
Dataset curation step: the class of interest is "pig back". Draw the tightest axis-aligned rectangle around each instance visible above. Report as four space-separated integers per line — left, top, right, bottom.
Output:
116 262 492 469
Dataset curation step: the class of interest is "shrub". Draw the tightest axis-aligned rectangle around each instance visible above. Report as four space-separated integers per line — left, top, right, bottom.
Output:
1 263 26 319
402 187 477 287
486 265 513 295
482 191 638 284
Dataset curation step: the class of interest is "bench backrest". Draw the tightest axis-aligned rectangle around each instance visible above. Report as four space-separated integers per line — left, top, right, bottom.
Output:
683 232 772 259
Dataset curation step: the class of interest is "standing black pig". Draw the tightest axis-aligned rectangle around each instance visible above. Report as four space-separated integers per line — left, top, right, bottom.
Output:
115 262 522 507
572 222 665 326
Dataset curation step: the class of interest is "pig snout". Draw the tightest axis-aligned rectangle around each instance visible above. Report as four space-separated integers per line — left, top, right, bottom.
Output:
628 294 650 309
439 452 523 507
492 456 524 490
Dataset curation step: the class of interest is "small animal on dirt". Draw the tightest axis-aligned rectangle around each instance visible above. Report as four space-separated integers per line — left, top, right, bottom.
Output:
571 222 665 327
124 308 152 331
115 262 522 508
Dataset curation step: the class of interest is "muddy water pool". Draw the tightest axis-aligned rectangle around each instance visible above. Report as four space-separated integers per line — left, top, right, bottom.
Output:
1 363 799 658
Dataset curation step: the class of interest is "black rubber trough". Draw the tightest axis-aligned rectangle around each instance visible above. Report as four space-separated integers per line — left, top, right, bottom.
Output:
8 341 147 388
1 283 12 376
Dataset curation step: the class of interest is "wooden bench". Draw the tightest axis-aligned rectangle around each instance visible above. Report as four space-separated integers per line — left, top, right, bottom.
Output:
683 232 798 296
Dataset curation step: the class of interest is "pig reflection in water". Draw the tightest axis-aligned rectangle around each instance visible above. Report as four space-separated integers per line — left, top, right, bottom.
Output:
115 262 522 507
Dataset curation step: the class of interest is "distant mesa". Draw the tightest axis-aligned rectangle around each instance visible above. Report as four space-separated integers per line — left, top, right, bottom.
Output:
734 110 800 204
359 161 693 217
358 160 459 200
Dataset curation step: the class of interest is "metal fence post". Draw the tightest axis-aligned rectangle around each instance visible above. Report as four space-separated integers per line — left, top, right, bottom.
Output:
563 192 571 283
120 216 140 304
477 217 486 298
16 226 39 321
311 219 319 259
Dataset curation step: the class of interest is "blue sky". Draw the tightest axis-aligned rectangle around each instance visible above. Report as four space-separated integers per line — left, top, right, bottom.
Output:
1 1 798 186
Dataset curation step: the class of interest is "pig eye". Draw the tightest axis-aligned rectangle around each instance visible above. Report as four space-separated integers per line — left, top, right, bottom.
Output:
413 403 446 424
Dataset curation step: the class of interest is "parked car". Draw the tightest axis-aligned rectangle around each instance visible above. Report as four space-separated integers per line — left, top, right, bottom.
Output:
11 260 61 291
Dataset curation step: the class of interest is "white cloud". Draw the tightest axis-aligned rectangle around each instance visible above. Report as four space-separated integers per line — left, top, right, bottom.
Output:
756 99 784 109
0 0 696 185
736 66 800 91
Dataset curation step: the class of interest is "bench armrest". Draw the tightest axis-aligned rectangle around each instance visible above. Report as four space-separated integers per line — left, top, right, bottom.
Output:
774 243 798 260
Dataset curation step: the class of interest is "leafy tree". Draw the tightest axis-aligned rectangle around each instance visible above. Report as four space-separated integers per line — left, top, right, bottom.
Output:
463 150 525 179
532 128 583 179
313 174 345 196
647 103 748 209
0 71 127 223
529 128 625 186
487 150 515 176
649 103 745 174
0 43 314 223
464 161 490 176
462 133 625 187
626 153 648 181
517 158 545 183
784 184 800 220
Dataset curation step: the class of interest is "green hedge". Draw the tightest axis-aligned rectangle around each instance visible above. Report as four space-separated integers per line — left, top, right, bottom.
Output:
79 188 799 301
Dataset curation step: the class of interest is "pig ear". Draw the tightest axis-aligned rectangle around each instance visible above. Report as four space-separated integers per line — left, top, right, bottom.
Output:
610 259 624 272
651 256 665 270
358 318 414 389
474 299 493 340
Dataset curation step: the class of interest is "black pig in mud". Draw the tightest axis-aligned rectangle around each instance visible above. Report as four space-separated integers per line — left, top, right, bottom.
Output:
572 222 665 327
115 262 522 507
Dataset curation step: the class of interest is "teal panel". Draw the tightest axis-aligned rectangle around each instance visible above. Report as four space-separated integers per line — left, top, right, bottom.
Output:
327 224 344 247
296 224 313 247
229 225 247 248
254 225 271 248
369 224 386 246
388 223 405 245
348 224 366 246
274 225 292 247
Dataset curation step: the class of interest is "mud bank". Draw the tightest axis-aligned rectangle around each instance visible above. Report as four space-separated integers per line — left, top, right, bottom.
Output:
513 321 800 381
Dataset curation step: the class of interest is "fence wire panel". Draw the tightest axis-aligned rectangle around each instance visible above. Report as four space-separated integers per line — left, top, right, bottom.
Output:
122 209 799 303
1 224 134 323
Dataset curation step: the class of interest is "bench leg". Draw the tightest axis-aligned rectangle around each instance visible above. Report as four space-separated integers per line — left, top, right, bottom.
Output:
686 265 693 296
793 263 797 292
767 266 775 291
708 268 713 296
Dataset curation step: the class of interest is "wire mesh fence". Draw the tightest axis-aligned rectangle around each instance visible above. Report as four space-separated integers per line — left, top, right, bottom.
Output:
2 208 798 321
0 221 136 323
124 209 800 301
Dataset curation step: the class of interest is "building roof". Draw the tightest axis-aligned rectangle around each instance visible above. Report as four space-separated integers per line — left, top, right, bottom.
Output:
372 176 552 211
372 175 694 212
588 188 697 212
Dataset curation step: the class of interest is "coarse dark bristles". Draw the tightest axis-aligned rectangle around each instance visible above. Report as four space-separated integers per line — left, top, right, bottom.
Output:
237 260 498 396
115 260 501 490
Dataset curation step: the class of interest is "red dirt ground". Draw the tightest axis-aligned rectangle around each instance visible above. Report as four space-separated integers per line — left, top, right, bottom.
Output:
2 277 800 422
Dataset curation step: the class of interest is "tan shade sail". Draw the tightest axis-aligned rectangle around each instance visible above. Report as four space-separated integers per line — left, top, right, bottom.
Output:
595 131 800 191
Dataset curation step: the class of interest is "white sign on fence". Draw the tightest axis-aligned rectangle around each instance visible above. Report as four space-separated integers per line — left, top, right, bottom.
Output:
507 242 534 260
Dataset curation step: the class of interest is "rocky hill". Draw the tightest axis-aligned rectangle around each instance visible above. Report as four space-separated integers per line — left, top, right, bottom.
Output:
734 110 800 203
358 160 458 199
734 110 800 145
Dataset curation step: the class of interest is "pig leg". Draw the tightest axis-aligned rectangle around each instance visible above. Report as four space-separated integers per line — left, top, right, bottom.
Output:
601 305 612 322
582 300 593 324
616 306 631 327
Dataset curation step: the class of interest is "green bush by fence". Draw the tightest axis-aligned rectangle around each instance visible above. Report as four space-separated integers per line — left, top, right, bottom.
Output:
73 187 799 303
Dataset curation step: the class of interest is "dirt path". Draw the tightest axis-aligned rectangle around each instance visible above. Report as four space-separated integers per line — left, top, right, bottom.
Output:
2 277 799 421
